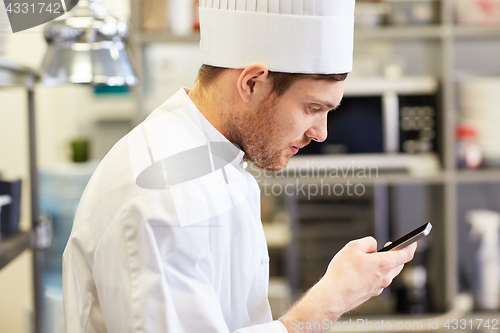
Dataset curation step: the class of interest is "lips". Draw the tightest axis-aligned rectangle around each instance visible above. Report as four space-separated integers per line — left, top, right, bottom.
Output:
289 142 308 155
290 146 302 155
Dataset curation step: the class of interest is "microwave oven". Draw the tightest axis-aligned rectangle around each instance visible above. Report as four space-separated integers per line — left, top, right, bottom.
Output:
297 76 440 156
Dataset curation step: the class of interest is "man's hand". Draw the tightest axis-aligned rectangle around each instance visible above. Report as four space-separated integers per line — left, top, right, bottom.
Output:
320 236 416 314
279 236 417 333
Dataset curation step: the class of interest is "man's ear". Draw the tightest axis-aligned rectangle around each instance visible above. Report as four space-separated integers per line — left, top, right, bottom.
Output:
237 64 270 103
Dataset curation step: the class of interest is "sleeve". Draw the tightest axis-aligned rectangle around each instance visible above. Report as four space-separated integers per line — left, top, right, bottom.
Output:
91 195 288 333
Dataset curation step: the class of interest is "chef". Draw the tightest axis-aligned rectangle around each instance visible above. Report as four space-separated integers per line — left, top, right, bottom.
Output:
63 1 417 332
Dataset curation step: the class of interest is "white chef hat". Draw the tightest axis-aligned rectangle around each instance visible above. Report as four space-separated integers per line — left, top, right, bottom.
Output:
199 0 356 74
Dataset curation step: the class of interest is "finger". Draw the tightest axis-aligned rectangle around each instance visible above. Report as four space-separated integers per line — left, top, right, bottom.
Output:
406 241 418 253
378 244 416 266
380 265 404 289
388 264 405 280
385 241 392 247
401 242 417 261
352 236 378 253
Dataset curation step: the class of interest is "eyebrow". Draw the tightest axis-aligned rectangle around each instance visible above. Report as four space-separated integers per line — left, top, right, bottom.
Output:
311 99 338 110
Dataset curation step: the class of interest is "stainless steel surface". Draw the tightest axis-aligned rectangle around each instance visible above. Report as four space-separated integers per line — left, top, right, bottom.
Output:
40 0 138 86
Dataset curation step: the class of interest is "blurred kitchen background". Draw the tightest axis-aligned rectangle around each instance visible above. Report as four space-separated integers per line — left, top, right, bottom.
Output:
1 0 500 332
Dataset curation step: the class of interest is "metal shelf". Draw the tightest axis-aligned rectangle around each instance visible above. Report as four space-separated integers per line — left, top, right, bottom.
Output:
139 32 201 44
251 153 447 186
255 172 448 187
0 56 38 87
453 25 500 38
138 27 445 44
356 25 500 40
344 76 438 96
0 56 42 333
0 232 32 270
255 169 500 186
455 169 500 183
137 25 500 45
355 25 445 39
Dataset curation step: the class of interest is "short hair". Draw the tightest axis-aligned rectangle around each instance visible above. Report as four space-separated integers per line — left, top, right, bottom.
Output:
196 64 348 97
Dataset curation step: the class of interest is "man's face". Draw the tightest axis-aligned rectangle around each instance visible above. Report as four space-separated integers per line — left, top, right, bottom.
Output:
230 78 345 172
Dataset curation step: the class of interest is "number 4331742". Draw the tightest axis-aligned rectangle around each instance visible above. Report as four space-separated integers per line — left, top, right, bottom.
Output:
5 2 62 14
444 319 498 330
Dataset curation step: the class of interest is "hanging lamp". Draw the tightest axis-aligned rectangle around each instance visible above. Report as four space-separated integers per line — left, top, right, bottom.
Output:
40 0 138 86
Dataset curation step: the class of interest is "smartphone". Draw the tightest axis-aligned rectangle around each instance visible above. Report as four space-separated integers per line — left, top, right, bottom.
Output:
378 222 432 252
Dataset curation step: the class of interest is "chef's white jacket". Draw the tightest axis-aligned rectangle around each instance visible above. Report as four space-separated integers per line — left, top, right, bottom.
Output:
63 88 288 333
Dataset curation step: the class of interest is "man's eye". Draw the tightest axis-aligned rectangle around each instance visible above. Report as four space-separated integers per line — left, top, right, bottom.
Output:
310 107 321 113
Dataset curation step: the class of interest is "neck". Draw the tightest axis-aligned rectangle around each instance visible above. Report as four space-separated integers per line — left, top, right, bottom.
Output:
188 81 236 143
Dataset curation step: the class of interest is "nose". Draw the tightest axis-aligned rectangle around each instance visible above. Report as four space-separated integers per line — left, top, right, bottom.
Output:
305 114 328 143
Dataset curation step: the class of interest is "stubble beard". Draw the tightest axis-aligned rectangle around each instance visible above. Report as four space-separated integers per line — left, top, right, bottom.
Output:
225 95 291 172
